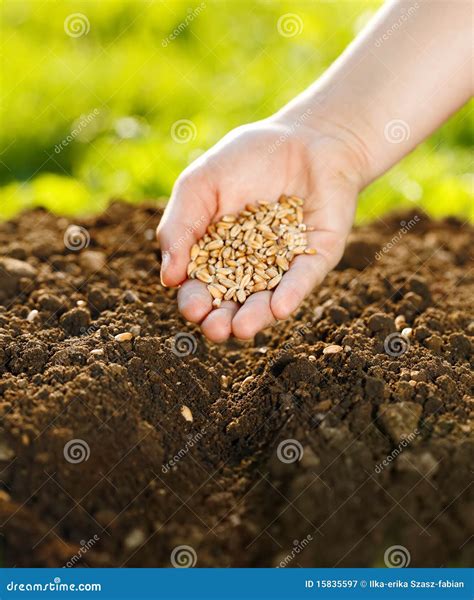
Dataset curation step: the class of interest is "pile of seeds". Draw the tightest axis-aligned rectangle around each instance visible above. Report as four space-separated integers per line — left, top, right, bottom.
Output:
187 195 316 307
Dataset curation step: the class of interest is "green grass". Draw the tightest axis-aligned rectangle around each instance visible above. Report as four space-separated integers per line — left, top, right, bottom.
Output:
1 0 472 221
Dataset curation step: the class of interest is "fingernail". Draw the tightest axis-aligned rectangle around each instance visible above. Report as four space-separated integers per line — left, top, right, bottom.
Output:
160 251 170 287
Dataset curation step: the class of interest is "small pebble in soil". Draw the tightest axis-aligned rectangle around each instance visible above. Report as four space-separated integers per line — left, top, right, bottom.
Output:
367 312 394 333
123 290 139 303
124 528 146 550
130 325 141 336
180 405 193 422
60 307 91 336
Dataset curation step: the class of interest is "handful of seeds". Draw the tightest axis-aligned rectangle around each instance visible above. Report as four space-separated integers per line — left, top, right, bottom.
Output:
187 195 316 307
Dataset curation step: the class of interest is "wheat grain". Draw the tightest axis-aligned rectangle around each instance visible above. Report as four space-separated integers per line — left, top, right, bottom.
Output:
186 195 316 305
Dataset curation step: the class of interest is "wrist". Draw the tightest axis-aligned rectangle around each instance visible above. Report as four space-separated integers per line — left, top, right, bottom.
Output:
270 98 376 191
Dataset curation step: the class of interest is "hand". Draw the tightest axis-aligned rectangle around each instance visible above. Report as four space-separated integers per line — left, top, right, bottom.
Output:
157 116 367 343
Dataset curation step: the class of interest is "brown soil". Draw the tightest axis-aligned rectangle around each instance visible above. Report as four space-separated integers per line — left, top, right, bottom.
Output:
0 202 472 568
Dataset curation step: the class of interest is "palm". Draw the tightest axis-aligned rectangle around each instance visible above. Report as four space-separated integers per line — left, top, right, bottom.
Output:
158 120 359 342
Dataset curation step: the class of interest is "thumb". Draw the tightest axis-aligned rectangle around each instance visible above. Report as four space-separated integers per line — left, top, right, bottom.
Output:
157 170 215 287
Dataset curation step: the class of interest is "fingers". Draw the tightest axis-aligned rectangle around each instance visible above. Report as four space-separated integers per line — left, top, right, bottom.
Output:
177 280 213 323
178 231 346 341
200 301 239 343
232 291 275 340
270 230 345 320
157 170 215 287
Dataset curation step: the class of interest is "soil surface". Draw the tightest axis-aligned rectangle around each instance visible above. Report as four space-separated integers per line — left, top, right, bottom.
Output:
0 202 472 568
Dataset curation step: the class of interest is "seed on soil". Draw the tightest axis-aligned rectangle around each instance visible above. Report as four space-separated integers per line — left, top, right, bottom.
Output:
180 405 193 422
26 309 39 322
186 195 316 305
323 344 344 355
115 332 133 342
91 348 104 356
401 327 413 339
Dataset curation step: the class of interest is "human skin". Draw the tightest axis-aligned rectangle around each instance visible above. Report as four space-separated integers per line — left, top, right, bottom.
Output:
157 0 473 343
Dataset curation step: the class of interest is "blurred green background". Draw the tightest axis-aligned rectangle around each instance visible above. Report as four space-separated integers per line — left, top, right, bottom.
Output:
1 0 472 221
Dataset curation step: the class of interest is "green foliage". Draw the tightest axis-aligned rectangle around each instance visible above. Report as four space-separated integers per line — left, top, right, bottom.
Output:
1 0 472 221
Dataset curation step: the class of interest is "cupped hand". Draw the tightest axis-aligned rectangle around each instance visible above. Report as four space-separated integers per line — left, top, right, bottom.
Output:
157 117 366 342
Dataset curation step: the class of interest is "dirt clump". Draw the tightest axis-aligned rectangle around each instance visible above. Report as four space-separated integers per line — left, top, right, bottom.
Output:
0 202 472 567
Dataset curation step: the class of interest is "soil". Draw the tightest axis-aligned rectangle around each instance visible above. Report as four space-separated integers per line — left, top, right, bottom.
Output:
0 202 472 568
